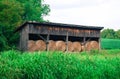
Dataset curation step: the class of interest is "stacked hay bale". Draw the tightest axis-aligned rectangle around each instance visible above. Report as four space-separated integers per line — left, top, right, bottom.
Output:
73 42 82 52
67 41 74 52
28 40 37 52
48 40 56 51
28 39 99 52
81 46 85 51
56 41 66 52
85 41 99 51
28 40 46 52
36 40 46 51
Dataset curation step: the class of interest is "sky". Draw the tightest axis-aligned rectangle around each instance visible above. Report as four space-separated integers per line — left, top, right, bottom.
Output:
44 0 120 30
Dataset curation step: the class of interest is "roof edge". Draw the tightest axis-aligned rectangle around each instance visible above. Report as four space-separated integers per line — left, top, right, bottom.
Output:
15 21 104 32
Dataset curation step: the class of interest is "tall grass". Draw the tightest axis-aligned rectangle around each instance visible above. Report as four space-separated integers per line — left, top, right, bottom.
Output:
0 50 120 79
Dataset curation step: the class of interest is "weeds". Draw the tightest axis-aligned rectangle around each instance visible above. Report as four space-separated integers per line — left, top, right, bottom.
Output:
0 50 120 79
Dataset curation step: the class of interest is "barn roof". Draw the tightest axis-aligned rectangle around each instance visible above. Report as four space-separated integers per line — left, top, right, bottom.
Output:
15 21 104 32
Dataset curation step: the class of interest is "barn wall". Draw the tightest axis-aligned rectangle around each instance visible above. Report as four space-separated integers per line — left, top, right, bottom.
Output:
29 25 100 37
19 24 29 51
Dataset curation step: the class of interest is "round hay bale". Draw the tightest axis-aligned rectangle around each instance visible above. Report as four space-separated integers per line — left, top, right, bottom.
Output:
28 40 35 49
85 41 91 51
56 41 66 52
29 44 39 52
67 41 74 52
36 40 46 51
48 40 56 51
73 42 82 52
81 45 85 51
28 40 37 52
90 41 99 50
85 41 99 51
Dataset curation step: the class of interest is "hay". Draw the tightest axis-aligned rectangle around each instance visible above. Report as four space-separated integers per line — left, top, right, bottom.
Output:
28 40 37 52
48 40 56 51
90 41 99 50
36 40 46 51
85 41 99 51
67 41 74 52
56 41 66 52
81 45 85 51
85 41 91 51
73 42 82 52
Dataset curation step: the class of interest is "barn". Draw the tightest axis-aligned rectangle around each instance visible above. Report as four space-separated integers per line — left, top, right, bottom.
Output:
15 21 104 52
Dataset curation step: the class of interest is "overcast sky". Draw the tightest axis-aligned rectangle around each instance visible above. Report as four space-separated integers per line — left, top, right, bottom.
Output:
44 0 120 30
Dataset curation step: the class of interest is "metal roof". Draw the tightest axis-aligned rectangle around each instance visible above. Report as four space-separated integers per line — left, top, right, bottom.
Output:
15 21 104 32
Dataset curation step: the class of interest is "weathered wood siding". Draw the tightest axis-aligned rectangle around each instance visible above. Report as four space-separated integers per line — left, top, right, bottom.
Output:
19 24 29 51
29 24 100 37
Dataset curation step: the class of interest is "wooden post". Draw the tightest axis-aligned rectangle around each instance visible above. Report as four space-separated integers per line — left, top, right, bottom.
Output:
99 37 101 50
46 34 50 51
66 32 68 52
83 37 86 51
24 24 29 51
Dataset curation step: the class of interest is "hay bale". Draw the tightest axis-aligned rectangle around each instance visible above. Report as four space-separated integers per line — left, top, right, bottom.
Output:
36 40 46 51
56 41 66 52
28 40 37 52
48 40 56 51
81 45 85 51
90 41 99 50
73 42 82 52
85 41 91 51
85 41 99 51
67 41 74 52
28 40 35 49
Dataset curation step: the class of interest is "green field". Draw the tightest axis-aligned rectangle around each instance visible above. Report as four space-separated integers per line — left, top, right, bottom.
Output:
101 38 120 49
0 50 120 79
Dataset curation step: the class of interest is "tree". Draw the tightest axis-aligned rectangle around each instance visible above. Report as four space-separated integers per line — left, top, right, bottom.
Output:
16 0 50 22
0 0 50 51
101 29 116 39
0 0 24 50
116 30 120 39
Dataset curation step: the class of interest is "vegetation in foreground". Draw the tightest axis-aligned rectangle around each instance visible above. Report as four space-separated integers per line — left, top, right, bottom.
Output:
0 50 120 79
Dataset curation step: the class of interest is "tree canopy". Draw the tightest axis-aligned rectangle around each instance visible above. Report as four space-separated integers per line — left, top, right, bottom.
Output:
116 30 120 39
101 29 120 39
0 0 50 51
16 0 50 22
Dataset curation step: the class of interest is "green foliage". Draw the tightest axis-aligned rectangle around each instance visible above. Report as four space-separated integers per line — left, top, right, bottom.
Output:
116 30 120 39
101 29 117 39
16 0 50 22
0 50 120 79
101 29 120 39
0 34 8 51
0 0 50 51
101 38 120 49
0 0 24 50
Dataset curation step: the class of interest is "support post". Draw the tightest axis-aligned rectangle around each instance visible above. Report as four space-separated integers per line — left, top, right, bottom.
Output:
66 32 68 52
46 34 50 51
83 37 86 51
99 38 101 50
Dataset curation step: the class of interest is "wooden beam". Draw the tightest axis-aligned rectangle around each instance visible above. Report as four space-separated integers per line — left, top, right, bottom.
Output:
66 32 69 52
46 34 50 51
99 38 101 50
83 37 86 51
37 34 46 42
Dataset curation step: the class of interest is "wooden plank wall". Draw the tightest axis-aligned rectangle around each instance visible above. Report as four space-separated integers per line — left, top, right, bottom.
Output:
19 24 29 51
29 25 100 37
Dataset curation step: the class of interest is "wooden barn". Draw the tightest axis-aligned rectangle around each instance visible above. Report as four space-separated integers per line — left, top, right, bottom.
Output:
15 21 104 52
